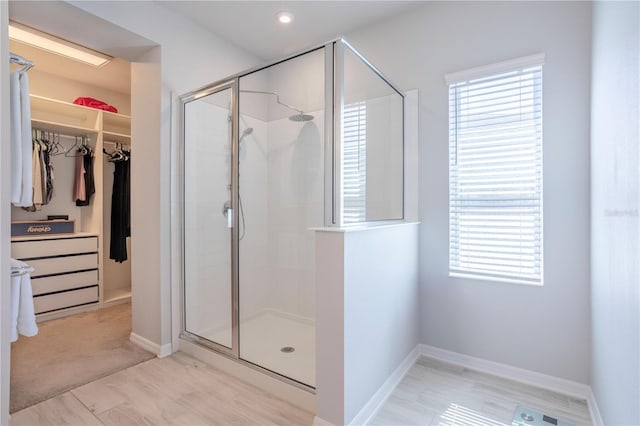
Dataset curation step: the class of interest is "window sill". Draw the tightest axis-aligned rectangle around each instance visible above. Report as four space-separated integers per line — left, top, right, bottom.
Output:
449 272 543 287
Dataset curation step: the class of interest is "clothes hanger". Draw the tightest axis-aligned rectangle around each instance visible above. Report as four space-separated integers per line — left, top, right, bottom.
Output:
50 132 64 156
64 136 88 157
38 130 49 152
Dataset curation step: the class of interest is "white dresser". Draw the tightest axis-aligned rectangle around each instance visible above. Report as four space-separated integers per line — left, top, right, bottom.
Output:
11 233 99 319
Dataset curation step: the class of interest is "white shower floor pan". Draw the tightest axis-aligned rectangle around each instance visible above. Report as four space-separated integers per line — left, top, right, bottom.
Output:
202 310 316 388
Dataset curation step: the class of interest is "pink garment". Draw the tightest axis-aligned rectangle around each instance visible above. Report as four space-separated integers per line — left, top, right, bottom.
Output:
73 97 118 113
73 151 86 202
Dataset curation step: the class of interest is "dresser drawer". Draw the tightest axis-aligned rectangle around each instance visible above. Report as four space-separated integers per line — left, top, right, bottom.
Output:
29 254 97 278
34 286 98 314
31 270 98 296
12 237 97 259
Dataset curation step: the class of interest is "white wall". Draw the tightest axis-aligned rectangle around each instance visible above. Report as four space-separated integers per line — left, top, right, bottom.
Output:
265 115 324 320
238 116 270 321
348 1 592 383
590 2 640 424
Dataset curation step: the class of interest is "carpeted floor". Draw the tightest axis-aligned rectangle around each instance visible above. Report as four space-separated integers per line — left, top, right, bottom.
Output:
10 302 155 413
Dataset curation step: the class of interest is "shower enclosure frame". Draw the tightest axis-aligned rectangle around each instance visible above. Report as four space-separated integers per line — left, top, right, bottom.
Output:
177 38 405 392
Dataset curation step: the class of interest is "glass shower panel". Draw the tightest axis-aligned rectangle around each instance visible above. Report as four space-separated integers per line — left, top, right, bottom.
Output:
238 48 324 387
183 87 234 350
342 46 404 223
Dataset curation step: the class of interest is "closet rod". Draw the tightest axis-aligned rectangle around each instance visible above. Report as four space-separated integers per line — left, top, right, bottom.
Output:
9 52 34 72
103 140 130 147
32 128 92 140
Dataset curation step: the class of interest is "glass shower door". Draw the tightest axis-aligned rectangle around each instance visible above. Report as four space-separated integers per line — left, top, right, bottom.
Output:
183 85 235 351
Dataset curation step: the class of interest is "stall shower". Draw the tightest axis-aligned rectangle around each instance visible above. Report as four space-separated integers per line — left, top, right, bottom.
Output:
180 39 404 389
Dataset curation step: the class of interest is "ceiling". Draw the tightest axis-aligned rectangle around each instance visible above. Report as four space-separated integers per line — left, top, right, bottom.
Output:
159 1 423 61
6 1 423 95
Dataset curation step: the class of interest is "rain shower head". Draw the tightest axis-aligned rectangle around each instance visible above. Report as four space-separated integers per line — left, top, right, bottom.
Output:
241 89 314 123
289 113 314 122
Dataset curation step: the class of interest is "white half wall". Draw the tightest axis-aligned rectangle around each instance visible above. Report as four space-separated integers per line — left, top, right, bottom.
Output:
590 2 640 425
343 223 420 424
347 1 592 384
315 223 420 425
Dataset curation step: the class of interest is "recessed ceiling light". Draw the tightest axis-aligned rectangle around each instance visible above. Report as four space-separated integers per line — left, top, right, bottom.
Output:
8 21 112 67
275 12 294 24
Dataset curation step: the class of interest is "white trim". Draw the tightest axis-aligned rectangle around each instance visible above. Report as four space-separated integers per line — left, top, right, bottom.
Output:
445 53 545 85
130 332 173 358
349 346 420 426
419 344 590 400
449 272 544 287
586 388 604 426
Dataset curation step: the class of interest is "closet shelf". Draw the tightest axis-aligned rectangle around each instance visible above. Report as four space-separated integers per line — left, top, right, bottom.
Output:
103 131 131 144
30 94 131 139
103 110 131 136
31 95 99 131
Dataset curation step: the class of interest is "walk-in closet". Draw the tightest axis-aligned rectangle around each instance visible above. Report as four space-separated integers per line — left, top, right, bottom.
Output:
8 20 150 413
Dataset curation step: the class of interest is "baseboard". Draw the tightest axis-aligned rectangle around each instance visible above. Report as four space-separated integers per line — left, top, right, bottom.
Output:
419 344 591 400
586 388 604 426
349 346 420 426
130 332 173 358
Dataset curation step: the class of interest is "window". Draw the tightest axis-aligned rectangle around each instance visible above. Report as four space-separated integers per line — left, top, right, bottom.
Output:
343 101 367 224
447 55 544 285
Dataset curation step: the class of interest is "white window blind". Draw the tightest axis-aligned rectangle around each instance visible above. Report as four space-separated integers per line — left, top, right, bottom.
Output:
448 62 543 285
343 101 367 224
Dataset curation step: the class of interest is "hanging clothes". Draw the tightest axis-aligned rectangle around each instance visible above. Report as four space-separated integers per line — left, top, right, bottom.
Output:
30 142 43 210
76 147 95 207
10 71 33 207
73 149 86 203
42 137 55 205
22 135 56 212
110 150 131 263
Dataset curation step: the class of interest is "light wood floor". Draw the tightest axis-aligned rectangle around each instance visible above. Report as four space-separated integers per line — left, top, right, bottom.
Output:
370 357 592 426
10 352 593 426
10 352 314 426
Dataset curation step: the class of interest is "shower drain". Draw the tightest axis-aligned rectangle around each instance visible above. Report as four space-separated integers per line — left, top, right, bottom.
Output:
280 346 295 353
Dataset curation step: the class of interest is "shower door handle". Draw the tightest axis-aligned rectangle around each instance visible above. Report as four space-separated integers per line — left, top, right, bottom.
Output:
227 208 234 228
223 202 233 228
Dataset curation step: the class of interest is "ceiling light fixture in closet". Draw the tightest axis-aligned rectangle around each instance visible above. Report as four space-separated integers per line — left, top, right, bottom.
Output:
8 22 112 67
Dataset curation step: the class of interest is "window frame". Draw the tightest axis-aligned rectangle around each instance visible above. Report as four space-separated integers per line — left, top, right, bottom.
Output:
446 54 545 286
